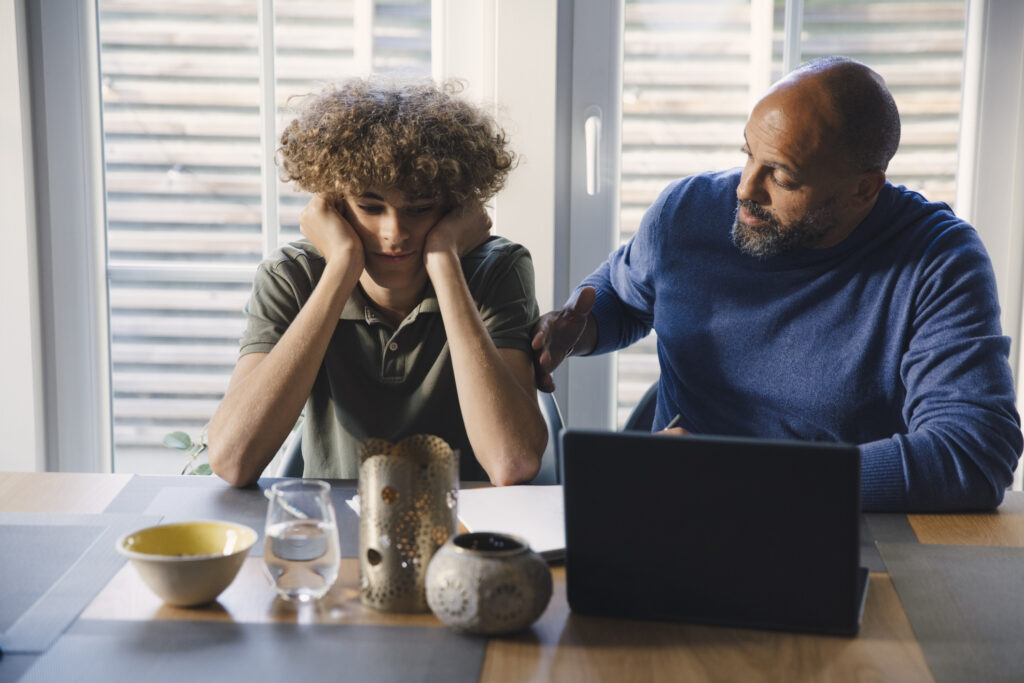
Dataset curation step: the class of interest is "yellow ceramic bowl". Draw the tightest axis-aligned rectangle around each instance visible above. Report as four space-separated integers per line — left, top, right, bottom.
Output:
116 520 258 607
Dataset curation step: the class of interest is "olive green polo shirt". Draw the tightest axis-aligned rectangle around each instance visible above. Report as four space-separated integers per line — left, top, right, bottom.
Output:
238 236 540 481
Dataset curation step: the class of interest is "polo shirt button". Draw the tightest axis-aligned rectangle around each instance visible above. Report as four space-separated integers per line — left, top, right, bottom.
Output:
388 342 399 351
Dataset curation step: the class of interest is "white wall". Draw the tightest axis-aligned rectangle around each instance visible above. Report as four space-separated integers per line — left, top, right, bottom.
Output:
957 0 1024 377
433 0 560 312
954 0 1024 489
0 0 45 472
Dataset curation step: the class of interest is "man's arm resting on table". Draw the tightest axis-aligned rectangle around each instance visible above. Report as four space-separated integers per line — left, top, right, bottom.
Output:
860 231 1022 512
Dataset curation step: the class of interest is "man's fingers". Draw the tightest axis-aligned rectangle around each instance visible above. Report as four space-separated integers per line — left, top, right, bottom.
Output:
569 286 596 318
533 365 556 393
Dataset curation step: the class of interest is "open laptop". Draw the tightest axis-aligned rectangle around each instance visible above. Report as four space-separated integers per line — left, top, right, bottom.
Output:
559 429 869 636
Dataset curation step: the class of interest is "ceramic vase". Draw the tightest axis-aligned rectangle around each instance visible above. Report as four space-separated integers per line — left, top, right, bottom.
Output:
425 531 553 634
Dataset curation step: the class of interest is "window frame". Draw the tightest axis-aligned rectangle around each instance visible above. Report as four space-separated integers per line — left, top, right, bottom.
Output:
13 0 113 473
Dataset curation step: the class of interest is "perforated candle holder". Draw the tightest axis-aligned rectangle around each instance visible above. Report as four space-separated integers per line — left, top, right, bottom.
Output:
357 435 458 612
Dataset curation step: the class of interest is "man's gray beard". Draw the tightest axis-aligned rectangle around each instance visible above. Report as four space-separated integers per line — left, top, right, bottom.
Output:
731 199 837 258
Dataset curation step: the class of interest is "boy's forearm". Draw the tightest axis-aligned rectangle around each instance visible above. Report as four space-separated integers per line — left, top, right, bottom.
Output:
427 253 546 484
208 259 361 485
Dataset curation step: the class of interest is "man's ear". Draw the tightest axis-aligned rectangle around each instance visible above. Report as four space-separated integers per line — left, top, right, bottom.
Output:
851 170 886 209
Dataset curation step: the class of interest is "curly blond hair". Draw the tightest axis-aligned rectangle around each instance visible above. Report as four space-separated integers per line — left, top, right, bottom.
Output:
277 78 516 207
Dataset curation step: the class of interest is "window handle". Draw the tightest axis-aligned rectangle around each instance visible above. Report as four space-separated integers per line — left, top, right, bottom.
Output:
584 106 602 196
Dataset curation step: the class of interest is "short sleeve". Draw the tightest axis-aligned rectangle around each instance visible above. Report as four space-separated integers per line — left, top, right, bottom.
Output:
238 252 317 357
465 238 541 354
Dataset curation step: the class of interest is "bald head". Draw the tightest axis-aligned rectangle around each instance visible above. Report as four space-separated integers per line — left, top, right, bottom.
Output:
764 57 901 173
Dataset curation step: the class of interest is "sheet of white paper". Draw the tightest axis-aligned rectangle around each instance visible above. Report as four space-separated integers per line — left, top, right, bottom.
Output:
457 485 565 562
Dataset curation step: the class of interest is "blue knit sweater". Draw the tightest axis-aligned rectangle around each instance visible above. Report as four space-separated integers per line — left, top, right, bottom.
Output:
582 169 1022 511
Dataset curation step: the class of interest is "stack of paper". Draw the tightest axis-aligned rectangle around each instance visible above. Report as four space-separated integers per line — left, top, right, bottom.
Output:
456 485 565 562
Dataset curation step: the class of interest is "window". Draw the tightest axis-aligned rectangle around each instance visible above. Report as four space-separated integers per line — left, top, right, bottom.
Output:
13 0 1021 476
99 0 432 473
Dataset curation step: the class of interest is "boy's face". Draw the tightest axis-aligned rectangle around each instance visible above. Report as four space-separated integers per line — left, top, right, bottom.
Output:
339 187 445 291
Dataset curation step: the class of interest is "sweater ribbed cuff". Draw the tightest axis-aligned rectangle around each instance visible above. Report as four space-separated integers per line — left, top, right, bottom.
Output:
860 438 907 511
581 287 621 356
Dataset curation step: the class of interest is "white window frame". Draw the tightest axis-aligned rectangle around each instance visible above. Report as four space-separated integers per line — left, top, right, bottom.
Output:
4 0 112 473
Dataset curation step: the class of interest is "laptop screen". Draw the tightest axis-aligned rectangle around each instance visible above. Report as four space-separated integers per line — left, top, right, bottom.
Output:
561 430 865 635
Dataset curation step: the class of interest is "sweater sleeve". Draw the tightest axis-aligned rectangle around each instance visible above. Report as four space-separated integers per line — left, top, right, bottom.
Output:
578 181 683 354
861 226 1022 511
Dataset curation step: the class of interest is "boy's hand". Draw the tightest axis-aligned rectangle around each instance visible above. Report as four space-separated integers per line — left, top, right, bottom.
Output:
299 195 364 274
424 203 492 264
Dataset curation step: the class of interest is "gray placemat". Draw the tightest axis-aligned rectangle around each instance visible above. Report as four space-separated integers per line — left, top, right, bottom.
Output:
879 542 1024 683
0 525 102 632
0 513 159 654
19 618 486 683
0 653 38 682
860 513 917 572
102 473 228 514
104 476 360 558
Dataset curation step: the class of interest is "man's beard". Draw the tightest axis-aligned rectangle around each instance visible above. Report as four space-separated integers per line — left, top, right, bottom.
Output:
731 198 837 258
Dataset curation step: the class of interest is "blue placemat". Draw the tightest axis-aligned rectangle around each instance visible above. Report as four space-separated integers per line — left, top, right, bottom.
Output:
19 619 486 683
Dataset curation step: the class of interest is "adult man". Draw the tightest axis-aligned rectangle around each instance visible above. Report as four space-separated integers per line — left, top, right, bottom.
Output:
533 57 1022 511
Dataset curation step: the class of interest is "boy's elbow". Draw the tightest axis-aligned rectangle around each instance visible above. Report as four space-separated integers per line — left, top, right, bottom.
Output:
490 467 534 487
488 442 545 487
207 441 258 488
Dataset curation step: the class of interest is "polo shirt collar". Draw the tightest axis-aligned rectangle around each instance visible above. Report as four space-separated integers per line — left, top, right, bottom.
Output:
339 283 440 324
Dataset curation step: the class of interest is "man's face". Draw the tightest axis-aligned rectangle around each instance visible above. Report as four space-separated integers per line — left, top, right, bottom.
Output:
732 88 854 258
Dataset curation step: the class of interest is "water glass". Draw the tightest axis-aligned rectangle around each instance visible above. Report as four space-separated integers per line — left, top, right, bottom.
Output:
264 479 340 602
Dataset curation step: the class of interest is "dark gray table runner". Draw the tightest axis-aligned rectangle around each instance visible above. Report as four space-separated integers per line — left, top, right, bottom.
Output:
860 513 919 572
104 475 360 558
879 542 1024 683
19 618 487 683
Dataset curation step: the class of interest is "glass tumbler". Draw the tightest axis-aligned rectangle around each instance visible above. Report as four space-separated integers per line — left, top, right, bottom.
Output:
263 479 340 601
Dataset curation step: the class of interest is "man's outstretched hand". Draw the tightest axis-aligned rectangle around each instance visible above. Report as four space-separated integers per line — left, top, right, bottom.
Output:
531 287 597 393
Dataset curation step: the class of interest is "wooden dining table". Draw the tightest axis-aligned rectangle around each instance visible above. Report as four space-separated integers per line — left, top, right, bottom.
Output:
3 471 1024 682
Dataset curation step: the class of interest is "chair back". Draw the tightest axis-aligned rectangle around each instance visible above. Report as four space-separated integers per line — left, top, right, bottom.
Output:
533 391 564 484
623 380 659 432
276 430 304 477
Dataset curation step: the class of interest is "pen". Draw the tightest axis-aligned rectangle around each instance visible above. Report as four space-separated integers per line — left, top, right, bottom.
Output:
665 414 682 429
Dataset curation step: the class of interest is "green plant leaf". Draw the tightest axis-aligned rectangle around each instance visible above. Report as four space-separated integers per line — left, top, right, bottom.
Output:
195 463 213 476
163 431 192 450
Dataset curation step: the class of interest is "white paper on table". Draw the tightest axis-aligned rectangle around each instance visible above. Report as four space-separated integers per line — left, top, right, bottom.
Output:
456 485 565 563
